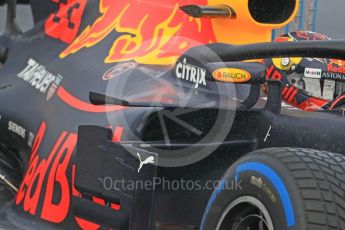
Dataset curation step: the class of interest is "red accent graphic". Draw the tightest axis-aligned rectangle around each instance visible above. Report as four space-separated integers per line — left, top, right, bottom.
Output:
275 37 291 43
45 0 87 43
56 86 126 113
282 87 288 95
281 85 328 111
266 65 282 81
282 86 299 103
112 126 124 142
287 89 298 103
283 86 295 102
330 95 345 110
291 98 329 112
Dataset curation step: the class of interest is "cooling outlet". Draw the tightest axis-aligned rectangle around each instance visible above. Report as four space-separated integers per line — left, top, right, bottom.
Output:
248 0 297 24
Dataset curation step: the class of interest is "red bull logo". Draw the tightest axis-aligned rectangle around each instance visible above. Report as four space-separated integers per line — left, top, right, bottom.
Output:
329 59 345 67
59 0 217 65
328 59 345 74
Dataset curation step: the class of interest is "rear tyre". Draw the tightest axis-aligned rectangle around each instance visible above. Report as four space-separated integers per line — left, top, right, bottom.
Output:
201 148 345 230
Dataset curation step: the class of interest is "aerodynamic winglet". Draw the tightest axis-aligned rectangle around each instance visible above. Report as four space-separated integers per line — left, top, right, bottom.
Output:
89 92 180 108
89 92 129 106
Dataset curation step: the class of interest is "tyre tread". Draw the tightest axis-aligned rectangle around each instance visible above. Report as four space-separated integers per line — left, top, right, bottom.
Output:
261 148 345 230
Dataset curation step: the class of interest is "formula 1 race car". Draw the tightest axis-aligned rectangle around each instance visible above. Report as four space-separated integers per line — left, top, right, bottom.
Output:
1 0 345 230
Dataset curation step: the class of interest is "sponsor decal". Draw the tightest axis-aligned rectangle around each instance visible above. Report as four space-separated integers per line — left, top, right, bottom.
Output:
45 0 87 43
329 59 345 67
18 59 63 101
328 64 345 74
59 0 217 65
103 62 137 80
16 122 122 226
250 176 263 188
175 58 206 88
15 122 76 223
304 68 322 79
324 61 345 81
212 68 251 83
322 72 345 81
236 163 294 227
8 121 26 138
47 75 64 101
281 58 290 66
137 153 155 173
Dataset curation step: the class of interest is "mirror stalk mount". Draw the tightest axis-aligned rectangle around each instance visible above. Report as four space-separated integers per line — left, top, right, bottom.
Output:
180 5 235 19
265 80 282 114
0 45 8 64
5 0 22 36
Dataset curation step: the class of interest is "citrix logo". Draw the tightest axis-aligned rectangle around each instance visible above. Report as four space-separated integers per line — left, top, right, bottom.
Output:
175 58 207 88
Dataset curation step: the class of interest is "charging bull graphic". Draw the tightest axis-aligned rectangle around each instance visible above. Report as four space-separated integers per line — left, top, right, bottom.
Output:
45 0 298 65
59 0 216 65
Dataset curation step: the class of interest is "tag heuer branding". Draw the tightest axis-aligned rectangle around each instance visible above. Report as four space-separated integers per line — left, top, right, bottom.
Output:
175 58 207 88
18 59 63 100
46 75 63 101
304 68 322 79
212 68 251 83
